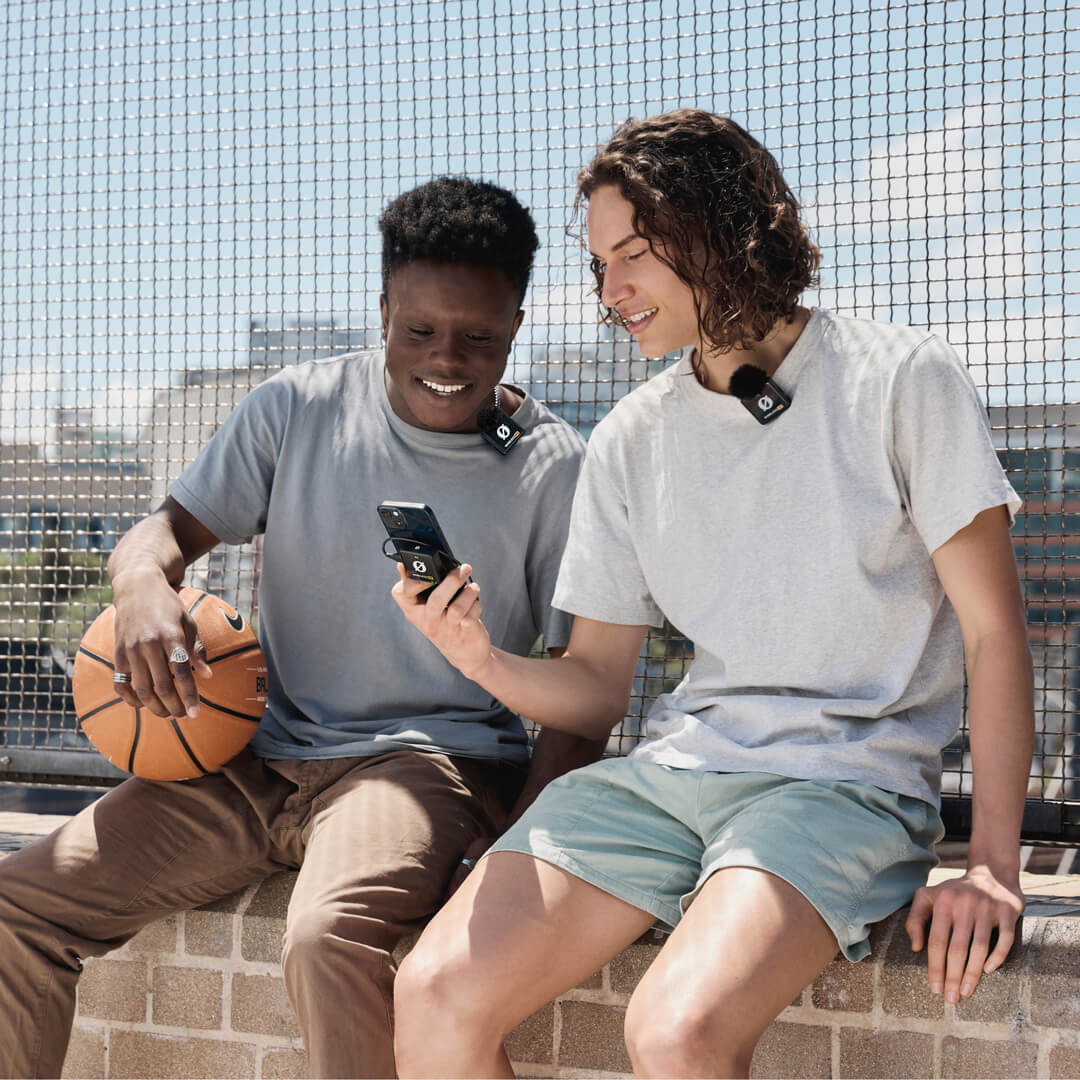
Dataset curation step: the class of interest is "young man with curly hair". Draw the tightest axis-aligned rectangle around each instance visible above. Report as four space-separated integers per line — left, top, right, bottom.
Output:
0 177 592 1079
391 113 1033 1078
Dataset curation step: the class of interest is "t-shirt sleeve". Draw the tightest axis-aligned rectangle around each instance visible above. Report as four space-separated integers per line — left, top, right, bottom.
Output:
524 430 586 652
888 336 1021 555
552 419 665 628
169 375 290 544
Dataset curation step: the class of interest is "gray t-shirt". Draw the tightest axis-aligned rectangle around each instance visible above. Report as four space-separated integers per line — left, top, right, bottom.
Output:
172 349 585 765
552 310 1020 805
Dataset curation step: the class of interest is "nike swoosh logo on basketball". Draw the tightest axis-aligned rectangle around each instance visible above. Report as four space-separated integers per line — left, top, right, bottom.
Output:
223 610 245 632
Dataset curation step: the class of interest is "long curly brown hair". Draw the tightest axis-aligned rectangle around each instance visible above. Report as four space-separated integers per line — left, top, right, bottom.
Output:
576 110 820 355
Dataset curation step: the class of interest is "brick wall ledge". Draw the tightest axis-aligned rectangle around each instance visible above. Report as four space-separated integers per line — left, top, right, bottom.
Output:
48 867 1077 1079
1 812 1076 1079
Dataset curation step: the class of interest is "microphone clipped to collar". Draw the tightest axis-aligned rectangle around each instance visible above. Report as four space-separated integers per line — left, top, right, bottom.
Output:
476 384 524 455
728 364 791 425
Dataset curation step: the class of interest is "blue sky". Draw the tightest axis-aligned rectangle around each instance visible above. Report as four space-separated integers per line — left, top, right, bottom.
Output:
0 0 1076 442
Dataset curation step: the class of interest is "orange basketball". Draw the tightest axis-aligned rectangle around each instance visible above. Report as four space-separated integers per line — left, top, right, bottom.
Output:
72 587 268 780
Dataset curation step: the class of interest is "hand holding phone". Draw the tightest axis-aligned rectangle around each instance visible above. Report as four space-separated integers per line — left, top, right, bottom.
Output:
377 501 465 600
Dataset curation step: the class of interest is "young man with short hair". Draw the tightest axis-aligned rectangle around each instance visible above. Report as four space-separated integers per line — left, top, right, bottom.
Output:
0 177 592 1079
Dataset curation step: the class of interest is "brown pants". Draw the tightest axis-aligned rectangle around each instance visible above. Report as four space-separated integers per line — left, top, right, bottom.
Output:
0 748 518 1079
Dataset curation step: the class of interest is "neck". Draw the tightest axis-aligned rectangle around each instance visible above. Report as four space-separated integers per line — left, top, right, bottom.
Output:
694 307 812 394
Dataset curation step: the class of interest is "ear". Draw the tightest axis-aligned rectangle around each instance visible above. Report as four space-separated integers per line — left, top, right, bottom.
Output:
379 294 389 339
509 308 525 343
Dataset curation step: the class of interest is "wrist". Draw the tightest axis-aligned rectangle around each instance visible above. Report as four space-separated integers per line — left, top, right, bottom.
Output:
109 563 172 602
964 847 1021 883
460 647 498 687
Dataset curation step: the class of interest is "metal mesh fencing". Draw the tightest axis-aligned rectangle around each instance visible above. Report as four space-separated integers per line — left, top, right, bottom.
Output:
0 2 1076 838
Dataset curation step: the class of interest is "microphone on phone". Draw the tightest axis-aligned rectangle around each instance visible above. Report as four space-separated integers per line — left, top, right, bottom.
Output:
477 385 524 455
729 363 791 425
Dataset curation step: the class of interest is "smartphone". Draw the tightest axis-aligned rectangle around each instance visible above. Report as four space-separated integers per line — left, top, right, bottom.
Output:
377 501 463 601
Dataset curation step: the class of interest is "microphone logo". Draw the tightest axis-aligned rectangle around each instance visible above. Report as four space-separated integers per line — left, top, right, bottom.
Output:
496 423 511 441
757 395 775 412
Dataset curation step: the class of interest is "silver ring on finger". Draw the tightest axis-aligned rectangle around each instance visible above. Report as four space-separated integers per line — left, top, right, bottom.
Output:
169 646 190 665
112 671 132 684
460 857 478 870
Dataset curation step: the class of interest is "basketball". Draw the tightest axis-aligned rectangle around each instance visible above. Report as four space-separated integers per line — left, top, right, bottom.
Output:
72 588 268 781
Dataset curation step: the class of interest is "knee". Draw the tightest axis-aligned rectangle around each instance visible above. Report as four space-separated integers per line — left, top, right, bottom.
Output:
394 935 505 1050
625 992 753 1078
281 906 386 982
394 940 464 1032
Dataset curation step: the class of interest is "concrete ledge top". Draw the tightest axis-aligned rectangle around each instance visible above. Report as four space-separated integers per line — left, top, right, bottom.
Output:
3 809 1079 915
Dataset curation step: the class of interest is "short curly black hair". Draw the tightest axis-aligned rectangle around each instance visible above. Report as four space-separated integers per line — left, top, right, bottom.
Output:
379 176 539 303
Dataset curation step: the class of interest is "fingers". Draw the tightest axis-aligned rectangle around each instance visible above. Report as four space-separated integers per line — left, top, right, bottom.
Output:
917 884 1023 1002
192 636 212 679
958 917 994 998
112 632 204 720
905 887 933 952
926 914 950 996
984 912 1018 974
942 913 975 1002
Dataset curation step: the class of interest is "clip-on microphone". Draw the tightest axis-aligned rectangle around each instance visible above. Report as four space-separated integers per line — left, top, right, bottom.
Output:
729 364 791 424
476 385 524 455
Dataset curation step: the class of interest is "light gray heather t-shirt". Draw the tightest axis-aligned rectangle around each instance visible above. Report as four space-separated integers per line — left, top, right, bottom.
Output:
172 349 585 765
552 310 1020 805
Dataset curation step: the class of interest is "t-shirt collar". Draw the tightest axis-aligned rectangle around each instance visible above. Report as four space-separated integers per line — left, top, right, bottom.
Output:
376 351 537 449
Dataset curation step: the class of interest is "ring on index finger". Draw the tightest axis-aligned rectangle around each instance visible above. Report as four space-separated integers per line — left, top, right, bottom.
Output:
169 646 190 665
112 671 132 684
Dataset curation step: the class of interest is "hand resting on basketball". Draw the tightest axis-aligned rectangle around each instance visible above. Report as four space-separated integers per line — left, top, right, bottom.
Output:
392 563 493 682
111 573 212 720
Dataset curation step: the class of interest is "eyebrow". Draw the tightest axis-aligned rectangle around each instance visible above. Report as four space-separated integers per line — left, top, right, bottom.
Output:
589 232 643 259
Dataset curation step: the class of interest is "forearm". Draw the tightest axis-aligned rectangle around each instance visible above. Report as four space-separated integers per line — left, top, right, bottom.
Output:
964 624 1034 876
508 726 607 827
467 646 630 741
108 512 190 600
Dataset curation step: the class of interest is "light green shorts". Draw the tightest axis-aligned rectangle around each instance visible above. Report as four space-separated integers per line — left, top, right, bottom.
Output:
489 757 943 961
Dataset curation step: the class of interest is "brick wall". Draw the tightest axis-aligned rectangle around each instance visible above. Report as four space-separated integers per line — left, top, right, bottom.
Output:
62 871 1080 1079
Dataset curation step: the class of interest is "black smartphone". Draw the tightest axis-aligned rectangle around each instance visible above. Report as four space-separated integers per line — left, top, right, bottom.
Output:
377 501 463 601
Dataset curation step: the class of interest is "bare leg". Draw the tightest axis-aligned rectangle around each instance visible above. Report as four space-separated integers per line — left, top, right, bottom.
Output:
625 866 839 1079
394 851 656 1078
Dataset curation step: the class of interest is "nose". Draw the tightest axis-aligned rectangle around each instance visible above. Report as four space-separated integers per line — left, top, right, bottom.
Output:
600 262 631 311
426 333 468 367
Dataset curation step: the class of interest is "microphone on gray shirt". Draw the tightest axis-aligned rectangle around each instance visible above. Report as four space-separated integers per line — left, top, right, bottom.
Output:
729 363 791 424
477 390 525 454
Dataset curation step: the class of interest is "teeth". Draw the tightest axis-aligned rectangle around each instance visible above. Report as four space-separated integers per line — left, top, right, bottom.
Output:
623 308 657 326
421 379 468 395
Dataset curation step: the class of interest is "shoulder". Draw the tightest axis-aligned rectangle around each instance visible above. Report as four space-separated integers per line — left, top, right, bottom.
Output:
264 348 379 397
591 358 682 447
820 311 940 374
521 395 587 456
816 311 971 396
512 393 588 494
243 349 380 417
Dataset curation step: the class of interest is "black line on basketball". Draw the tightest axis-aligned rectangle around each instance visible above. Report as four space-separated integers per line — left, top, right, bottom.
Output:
198 695 263 723
77 646 114 670
187 593 208 616
128 708 142 773
77 697 124 724
206 643 261 666
168 717 209 775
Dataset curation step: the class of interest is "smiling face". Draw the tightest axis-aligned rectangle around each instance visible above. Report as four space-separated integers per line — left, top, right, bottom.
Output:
380 259 525 433
586 184 700 358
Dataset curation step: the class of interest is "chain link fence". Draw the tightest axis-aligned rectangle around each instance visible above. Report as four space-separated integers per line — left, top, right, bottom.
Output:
0 1 1077 839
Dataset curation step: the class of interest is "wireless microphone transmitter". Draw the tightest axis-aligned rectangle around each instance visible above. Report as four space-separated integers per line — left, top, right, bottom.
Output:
729 364 791 425
477 385 524 455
